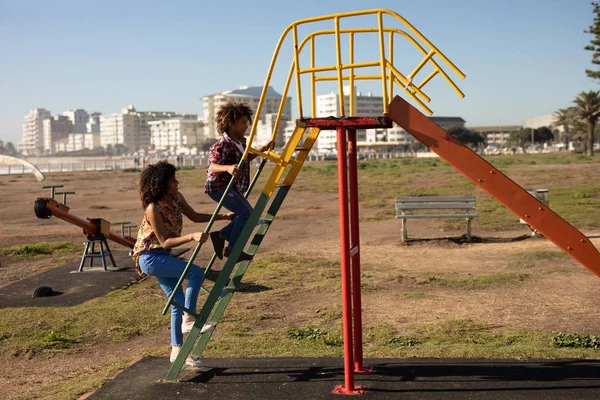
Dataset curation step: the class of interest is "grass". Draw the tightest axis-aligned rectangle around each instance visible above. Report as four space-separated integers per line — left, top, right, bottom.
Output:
365 319 600 359
6 154 600 398
0 279 167 359
289 154 600 231
2 250 600 399
418 272 529 290
0 242 80 259
147 153 600 232
508 250 570 269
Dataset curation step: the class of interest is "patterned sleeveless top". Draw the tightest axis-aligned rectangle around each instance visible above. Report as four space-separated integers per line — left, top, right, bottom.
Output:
132 194 183 268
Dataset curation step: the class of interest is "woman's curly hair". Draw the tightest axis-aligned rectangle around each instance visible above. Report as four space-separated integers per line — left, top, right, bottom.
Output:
216 101 253 135
138 160 177 209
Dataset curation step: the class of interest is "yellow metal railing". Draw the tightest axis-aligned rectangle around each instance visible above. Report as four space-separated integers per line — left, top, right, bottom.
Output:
243 8 466 160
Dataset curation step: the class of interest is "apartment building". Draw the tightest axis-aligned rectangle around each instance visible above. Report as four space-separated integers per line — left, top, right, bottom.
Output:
524 114 556 130
100 105 179 152
54 133 101 153
470 125 521 146
62 109 89 133
316 87 418 153
19 108 51 155
316 88 468 153
149 116 204 153
201 86 292 146
42 115 72 153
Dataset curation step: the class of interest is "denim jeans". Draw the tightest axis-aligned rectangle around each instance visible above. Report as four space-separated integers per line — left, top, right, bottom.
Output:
208 188 253 250
138 249 204 346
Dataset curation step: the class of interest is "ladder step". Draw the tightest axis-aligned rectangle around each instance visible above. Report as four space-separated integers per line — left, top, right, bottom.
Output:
294 147 311 151
171 301 198 317
256 219 273 226
276 184 292 188
201 286 237 297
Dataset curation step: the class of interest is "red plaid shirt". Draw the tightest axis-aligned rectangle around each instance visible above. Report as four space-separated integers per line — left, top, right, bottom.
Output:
204 135 250 195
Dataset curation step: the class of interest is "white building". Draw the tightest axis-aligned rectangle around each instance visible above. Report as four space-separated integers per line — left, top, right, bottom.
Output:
100 105 179 152
316 88 383 152
42 115 72 154
149 116 204 154
316 87 468 153
470 125 522 146
524 114 556 130
87 112 101 134
201 86 292 146
62 109 89 133
54 133 101 153
316 87 419 153
19 108 51 156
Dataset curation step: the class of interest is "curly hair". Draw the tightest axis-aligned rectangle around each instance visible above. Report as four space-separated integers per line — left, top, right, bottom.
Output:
138 160 177 209
216 101 253 135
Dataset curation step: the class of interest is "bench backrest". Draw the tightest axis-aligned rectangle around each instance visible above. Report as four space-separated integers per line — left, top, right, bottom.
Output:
395 196 477 214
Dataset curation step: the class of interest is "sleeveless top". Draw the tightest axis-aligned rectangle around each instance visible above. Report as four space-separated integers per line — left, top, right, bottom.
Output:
132 194 183 268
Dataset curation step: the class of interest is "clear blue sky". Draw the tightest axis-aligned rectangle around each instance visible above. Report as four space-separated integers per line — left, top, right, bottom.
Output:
0 0 596 144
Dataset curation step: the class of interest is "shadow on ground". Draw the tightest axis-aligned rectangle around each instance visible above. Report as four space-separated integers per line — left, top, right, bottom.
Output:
87 356 600 399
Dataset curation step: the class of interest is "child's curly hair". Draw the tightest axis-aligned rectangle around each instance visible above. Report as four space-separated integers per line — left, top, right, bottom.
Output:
138 160 177 209
216 101 253 135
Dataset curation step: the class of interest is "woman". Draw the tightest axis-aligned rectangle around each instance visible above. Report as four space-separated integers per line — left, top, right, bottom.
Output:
132 160 233 367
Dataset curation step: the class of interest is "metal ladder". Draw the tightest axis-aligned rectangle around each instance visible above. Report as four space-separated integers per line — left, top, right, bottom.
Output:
165 125 321 380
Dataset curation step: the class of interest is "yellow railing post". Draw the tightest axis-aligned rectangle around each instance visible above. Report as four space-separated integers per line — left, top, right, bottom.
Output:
388 31 394 112
349 32 355 116
377 12 389 113
311 37 316 118
334 17 345 117
292 25 303 119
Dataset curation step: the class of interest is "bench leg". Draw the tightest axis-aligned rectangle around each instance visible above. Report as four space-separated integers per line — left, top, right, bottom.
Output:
466 218 472 241
401 218 407 243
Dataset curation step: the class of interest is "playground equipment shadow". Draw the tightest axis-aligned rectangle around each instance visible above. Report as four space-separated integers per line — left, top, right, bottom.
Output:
0 251 139 308
87 356 600 399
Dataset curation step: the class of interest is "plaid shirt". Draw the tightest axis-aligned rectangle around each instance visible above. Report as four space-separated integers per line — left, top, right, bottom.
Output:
204 135 250 195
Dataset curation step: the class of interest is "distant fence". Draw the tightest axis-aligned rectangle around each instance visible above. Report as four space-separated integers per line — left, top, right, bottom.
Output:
0 151 438 177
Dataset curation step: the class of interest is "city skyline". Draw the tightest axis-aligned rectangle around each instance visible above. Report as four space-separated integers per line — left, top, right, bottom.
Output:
1 0 596 145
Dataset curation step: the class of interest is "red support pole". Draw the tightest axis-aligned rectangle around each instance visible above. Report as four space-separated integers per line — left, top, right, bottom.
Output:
347 129 371 375
333 127 361 395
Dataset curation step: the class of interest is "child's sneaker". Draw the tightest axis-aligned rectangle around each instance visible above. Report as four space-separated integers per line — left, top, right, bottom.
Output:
170 346 203 368
224 248 253 263
182 316 216 334
210 232 225 260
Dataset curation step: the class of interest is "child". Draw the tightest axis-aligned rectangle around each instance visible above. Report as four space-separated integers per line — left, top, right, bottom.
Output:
205 101 273 263
132 161 233 367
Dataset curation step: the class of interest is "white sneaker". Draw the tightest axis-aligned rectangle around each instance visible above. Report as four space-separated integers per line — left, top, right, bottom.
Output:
182 316 216 335
170 346 203 368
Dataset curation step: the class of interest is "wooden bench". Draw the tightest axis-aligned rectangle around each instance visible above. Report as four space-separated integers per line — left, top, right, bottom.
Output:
395 196 478 243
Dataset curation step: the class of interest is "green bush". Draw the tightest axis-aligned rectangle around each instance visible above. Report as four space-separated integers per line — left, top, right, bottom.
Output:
553 333 600 350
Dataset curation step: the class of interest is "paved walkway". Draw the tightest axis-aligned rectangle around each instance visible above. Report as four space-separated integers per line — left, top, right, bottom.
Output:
87 356 600 399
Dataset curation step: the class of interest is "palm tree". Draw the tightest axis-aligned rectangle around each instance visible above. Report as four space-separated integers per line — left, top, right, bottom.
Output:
552 107 576 149
573 91 600 156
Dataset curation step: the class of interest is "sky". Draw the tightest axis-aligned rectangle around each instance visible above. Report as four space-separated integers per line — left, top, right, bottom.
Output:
0 0 597 144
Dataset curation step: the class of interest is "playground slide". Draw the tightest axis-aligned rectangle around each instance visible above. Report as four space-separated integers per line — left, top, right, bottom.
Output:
387 95 600 278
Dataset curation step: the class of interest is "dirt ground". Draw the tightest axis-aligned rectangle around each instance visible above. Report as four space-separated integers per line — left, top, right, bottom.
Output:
2 167 600 399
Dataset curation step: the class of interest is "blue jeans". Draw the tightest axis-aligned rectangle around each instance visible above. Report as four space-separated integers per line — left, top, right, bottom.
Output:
208 188 253 250
138 249 204 346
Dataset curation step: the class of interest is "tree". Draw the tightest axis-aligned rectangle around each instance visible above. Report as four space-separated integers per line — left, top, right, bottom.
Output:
552 107 576 148
447 127 485 148
535 127 554 143
586 2 600 82
5 142 17 156
573 90 600 156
